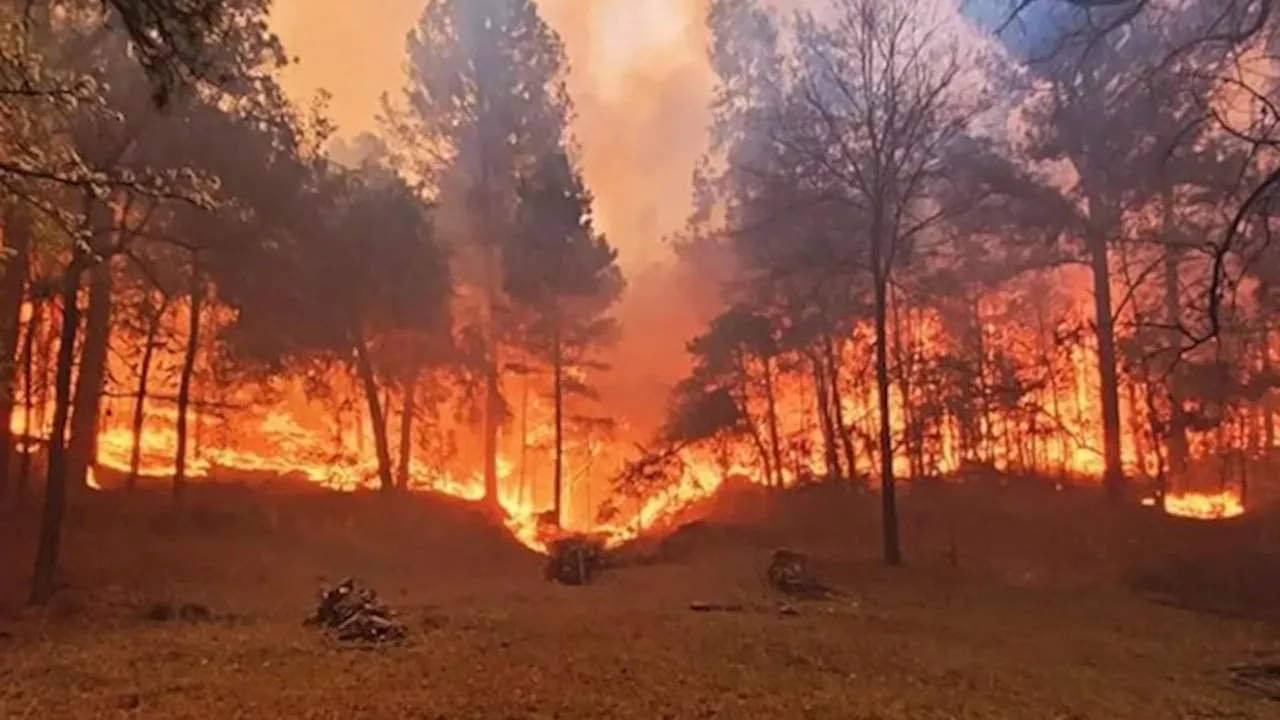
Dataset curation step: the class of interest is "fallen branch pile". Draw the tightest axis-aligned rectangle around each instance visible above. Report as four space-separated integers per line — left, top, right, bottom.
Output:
304 578 406 645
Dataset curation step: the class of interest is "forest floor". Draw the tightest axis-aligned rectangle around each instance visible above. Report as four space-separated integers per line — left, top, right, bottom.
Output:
1 479 1279 719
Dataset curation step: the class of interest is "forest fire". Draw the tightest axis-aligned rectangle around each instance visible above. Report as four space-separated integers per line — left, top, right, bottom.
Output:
8 298 1258 557
9 1 1280 715
1 0 1276 615
5 262 1265 556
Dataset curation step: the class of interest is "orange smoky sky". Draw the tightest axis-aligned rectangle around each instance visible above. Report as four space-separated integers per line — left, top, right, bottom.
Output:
269 0 718 271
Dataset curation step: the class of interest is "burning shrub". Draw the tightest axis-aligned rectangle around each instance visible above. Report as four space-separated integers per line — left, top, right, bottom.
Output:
767 549 835 599
305 578 406 644
544 534 608 585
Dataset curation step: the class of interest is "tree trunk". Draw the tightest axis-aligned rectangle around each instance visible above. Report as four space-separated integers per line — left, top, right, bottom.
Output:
822 332 857 480
519 372 530 505
30 257 85 604
17 297 39 506
1088 232 1125 499
482 364 501 504
128 299 164 490
1126 379 1148 479
481 241 502 508
1162 264 1189 479
552 320 564 528
809 351 840 478
891 293 923 479
0 206 32 502
173 271 202 502
970 296 994 464
396 372 416 490
1159 188 1190 480
762 355 784 487
65 258 112 490
1263 331 1276 474
353 332 394 492
874 273 902 565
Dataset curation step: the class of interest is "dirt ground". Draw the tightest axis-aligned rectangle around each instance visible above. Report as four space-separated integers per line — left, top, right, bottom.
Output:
1 480 1278 719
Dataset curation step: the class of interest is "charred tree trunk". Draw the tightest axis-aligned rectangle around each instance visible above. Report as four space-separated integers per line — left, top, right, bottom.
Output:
519 372 530 505
891 294 924 479
66 260 113 490
809 351 840 479
762 355 784 487
17 296 39 506
970 296 994 465
822 332 857 480
552 318 564 528
396 372 417 491
353 332 394 493
1087 231 1125 499
0 206 32 502
30 254 86 604
1126 379 1148 478
1263 331 1276 471
128 298 164 490
34 311 50 443
1034 296 1069 476
481 241 502 509
173 270 202 502
1163 273 1189 479
735 351 774 483
1160 191 1189 480
874 269 901 565
482 360 501 504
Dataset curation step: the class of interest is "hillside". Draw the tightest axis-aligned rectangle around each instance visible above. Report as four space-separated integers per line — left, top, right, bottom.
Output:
0 481 1277 718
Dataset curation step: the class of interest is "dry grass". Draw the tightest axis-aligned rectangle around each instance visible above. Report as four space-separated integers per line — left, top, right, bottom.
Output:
0 480 1278 719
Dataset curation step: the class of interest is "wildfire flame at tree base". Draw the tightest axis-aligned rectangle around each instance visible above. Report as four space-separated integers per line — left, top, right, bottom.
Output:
1142 491 1246 521
20 363 1251 555
81 455 1250 557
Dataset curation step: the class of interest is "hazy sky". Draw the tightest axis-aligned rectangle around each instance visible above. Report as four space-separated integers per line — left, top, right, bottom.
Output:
270 0 717 270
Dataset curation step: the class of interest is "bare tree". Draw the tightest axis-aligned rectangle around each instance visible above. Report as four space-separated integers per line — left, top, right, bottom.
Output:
992 0 1280 346
783 0 987 564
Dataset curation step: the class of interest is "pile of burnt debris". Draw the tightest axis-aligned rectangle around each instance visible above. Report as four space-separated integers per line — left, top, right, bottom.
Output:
544 534 609 585
305 578 406 645
767 548 837 600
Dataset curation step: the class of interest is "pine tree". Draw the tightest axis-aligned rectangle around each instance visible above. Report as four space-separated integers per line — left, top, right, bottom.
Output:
394 0 575 509
506 148 623 528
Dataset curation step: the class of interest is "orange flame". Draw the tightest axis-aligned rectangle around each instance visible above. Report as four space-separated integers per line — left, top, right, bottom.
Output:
8 264 1262 556
1142 491 1246 520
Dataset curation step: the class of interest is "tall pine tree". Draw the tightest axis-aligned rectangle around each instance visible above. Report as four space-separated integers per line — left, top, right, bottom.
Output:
507 148 623 528
393 0 574 509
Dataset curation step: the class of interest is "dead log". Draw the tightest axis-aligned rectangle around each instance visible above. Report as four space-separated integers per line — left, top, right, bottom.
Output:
1229 663 1280 701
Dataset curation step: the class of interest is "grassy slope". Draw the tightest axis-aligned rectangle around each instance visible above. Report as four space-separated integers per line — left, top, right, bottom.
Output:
0 481 1277 719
